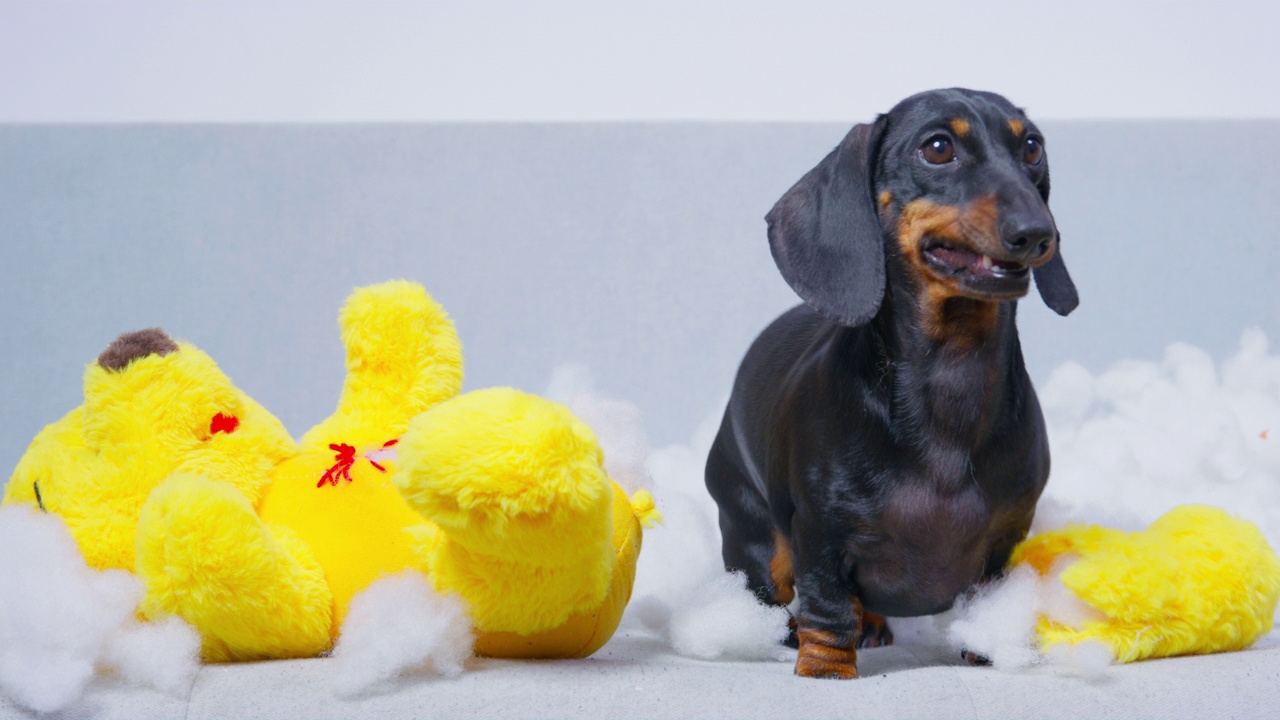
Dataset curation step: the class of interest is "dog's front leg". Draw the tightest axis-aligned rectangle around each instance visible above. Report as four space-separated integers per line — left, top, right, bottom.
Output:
790 532 862 679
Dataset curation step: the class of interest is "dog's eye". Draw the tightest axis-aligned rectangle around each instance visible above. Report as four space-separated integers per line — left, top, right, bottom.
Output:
920 135 955 165
1023 137 1044 165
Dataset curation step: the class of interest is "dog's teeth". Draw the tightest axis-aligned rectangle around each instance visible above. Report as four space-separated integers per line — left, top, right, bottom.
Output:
981 255 993 269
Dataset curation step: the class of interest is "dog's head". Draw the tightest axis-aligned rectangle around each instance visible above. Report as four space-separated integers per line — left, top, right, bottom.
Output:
767 88 1078 328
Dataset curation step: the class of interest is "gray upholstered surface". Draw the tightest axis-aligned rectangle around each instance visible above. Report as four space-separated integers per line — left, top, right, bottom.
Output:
3 632 1276 719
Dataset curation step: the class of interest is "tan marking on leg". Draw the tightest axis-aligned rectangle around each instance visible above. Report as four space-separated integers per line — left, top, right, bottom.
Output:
795 628 859 679
769 532 795 605
949 117 970 138
858 611 894 648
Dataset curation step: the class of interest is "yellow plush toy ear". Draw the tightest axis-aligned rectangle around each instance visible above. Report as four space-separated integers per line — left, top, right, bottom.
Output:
300 280 463 452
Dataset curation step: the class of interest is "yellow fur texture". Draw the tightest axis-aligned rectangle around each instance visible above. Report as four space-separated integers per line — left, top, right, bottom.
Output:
298 279 463 453
4 342 295 570
1013 505 1280 662
397 387 617 634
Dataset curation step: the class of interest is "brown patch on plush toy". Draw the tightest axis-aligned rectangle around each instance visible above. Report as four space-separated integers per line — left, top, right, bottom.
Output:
97 328 180 371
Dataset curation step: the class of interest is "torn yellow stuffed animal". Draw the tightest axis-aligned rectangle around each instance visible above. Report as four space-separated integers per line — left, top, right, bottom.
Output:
6 280 658 663
1012 504 1280 663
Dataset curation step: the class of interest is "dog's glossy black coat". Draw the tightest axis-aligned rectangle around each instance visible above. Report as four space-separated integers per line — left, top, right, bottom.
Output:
705 89 1078 677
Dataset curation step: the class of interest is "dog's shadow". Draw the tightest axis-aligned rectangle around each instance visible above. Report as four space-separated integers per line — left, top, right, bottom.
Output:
853 642 970 677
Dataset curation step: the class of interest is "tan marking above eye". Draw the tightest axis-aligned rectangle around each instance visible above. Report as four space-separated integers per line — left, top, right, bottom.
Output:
949 117 970 137
879 191 892 209
1008 118 1025 137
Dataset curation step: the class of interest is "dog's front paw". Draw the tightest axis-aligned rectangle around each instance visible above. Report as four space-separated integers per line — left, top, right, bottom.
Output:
795 629 859 679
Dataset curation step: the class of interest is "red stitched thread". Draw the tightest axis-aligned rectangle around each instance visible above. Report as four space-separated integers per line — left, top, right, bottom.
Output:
317 439 397 487
318 443 357 487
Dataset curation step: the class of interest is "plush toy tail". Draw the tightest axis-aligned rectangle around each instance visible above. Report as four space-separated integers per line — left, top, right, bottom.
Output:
395 387 617 635
300 280 463 453
630 489 663 528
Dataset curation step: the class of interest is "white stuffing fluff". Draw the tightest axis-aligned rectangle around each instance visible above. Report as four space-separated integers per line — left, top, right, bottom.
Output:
546 363 654 495
103 616 202 696
330 571 474 697
946 557 1112 673
1043 639 1116 680
948 565 1045 671
1039 329 1280 548
665 571 791 661
0 505 199 714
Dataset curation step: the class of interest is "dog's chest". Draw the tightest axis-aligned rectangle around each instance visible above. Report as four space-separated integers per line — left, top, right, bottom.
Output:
846 473 1001 616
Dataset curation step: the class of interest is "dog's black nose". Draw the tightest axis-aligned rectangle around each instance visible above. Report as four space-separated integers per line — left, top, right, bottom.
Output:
1002 220 1055 262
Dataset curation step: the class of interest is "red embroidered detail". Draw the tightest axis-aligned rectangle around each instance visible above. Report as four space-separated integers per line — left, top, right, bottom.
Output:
210 413 240 435
318 443 357 487
367 438 398 473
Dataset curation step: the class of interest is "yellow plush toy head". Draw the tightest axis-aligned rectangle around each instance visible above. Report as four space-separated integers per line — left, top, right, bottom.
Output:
4 328 295 570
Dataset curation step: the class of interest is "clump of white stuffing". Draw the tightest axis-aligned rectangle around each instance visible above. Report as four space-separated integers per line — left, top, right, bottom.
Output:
330 571 474 697
947 565 1045 671
664 571 791 661
0 506 200 714
104 615 203 696
947 557 1112 674
546 363 654 495
1039 328 1280 548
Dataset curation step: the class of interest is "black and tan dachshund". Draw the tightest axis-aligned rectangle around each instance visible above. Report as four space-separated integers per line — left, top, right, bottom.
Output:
705 88 1078 679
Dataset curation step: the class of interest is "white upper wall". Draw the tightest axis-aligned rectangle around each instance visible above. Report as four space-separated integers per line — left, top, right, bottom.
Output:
2 0 1277 123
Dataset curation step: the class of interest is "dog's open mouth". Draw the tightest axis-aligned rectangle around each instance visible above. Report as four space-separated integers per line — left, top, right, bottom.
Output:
922 242 1030 298
924 243 1026 278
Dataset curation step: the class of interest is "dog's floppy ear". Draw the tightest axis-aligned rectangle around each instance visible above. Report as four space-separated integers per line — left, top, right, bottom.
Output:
1030 167 1080 316
1034 238 1079 316
767 118 888 327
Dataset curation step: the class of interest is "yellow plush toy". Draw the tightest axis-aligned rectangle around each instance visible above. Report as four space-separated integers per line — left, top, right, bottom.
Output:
6 280 659 663
1012 505 1280 663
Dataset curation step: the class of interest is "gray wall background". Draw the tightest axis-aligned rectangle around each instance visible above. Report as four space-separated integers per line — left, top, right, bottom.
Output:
2 122 1278 474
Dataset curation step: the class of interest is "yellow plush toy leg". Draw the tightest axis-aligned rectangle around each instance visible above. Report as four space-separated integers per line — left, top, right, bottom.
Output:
299 280 463 453
136 474 333 662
